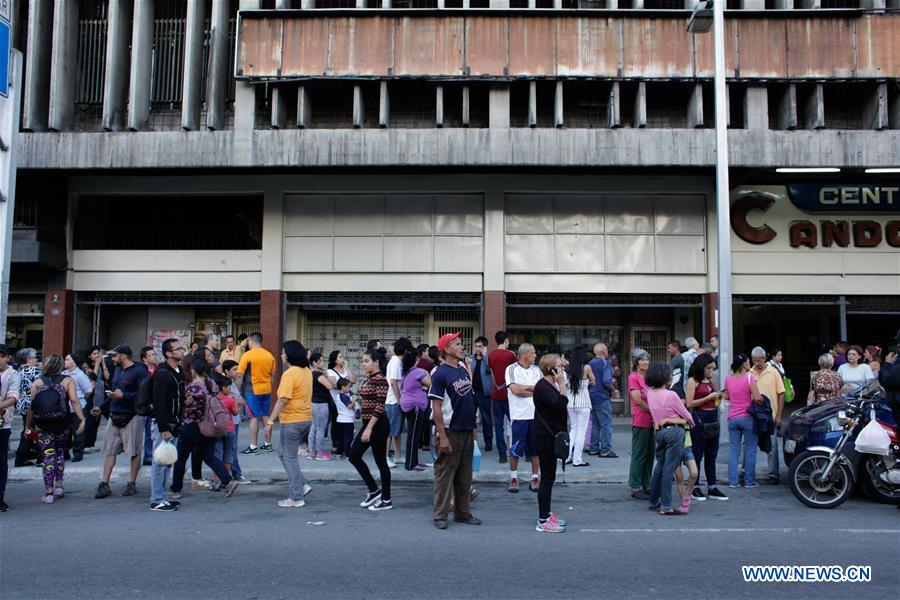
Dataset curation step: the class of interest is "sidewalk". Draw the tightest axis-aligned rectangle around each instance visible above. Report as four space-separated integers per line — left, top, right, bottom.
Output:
7 417 775 486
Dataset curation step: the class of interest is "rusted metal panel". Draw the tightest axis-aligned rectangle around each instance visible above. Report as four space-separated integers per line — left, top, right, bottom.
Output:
856 15 900 78
280 17 328 77
239 17 283 77
394 17 464 76
786 18 854 79
508 17 556 77
622 18 693 79
347 17 394 76
736 19 787 79
556 17 620 78
465 17 507 77
691 17 738 78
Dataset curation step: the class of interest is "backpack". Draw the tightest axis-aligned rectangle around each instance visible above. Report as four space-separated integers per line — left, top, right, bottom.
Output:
134 375 154 417
31 375 70 430
199 392 230 438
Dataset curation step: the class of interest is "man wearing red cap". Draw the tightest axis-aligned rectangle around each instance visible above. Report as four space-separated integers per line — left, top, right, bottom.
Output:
429 332 481 530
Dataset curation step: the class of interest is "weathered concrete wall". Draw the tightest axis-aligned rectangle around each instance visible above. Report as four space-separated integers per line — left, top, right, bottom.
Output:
18 129 900 169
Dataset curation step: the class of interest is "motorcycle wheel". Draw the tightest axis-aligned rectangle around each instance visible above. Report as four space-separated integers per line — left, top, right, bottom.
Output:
788 450 854 509
858 456 900 505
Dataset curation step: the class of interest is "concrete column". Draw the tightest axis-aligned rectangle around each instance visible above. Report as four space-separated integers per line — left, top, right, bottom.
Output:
296 86 311 128
353 85 364 128
482 186 505 346
771 0 794 7
23 0 53 131
301 0 314 9
43 289 75 358
489 84 510 129
102 0 132 131
634 82 646 128
435 85 444 128
775 84 798 130
528 0 536 8
862 82 888 130
528 81 537 128
743 85 769 130
48 0 78 131
127 0 154 131
860 0 886 8
687 82 704 129
271 87 288 129
797 0 820 8
802 83 824 130
208 0 234 130
260 290 284 391
275 0 291 7
606 0 618 8
181 0 207 131
379 81 389 128
633 0 644 7
462 86 470 127
357 0 366 7
608 81 620 128
553 0 562 8
494 1 510 7
554 80 564 128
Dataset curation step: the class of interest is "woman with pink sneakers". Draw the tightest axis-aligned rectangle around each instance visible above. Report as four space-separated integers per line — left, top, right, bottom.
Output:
532 354 569 533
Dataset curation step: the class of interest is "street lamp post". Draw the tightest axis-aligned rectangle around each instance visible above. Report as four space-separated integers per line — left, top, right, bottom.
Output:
688 1 732 388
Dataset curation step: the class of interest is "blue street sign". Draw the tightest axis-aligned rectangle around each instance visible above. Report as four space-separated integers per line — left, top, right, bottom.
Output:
0 18 8 98
787 184 900 213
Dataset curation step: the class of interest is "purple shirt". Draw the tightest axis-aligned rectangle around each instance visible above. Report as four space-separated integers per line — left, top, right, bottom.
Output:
399 367 429 412
647 388 694 426
833 352 847 371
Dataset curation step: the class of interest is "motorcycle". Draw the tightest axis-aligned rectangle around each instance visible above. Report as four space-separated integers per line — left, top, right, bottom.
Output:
788 380 900 509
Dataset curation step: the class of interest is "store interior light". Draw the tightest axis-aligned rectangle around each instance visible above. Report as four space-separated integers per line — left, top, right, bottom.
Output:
775 167 841 173
864 168 900 174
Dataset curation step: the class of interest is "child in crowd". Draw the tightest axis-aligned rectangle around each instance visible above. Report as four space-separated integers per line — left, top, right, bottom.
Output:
213 374 240 479
222 360 245 482
333 378 356 459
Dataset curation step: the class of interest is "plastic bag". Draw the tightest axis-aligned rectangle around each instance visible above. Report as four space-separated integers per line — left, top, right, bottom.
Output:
472 439 482 472
783 377 794 403
153 440 179 465
855 414 890 455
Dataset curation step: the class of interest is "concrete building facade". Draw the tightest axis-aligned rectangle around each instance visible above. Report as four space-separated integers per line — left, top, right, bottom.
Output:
8 1 900 394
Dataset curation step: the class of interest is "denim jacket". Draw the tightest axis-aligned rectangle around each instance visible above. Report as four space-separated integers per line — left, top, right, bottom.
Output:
470 354 494 398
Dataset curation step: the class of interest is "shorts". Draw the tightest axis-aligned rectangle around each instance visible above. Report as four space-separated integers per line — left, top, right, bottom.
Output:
509 419 534 458
682 446 695 463
101 415 146 458
385 403 403 438
244 393 271 418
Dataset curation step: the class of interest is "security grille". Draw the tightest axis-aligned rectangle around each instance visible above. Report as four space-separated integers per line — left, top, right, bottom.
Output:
75 1 108 106
150 3 187 106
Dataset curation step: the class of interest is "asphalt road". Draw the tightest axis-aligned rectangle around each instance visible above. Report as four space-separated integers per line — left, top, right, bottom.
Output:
1 478 898 600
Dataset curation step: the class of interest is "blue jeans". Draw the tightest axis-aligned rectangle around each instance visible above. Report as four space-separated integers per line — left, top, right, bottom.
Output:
728 416 758 487
648 426 686 511
767 426 780 481
491 399 510 459
149 422 172 504
589 396 613 454
475 393 493 448
230 424 242 478
143 417 153 463
309 403 331 454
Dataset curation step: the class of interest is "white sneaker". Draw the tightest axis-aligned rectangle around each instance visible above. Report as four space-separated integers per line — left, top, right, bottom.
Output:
192 478 212 490
387 457 397 469
303 484 313 496
278 498 306 508
41 494 54 504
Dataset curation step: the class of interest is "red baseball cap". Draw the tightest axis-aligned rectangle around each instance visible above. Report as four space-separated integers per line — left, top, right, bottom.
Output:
437 332 461 352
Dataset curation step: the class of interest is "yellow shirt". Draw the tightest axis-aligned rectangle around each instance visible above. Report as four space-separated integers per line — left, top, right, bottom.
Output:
276 366 312 423
219 346 243 365
753 364 786 420
237 347 276 395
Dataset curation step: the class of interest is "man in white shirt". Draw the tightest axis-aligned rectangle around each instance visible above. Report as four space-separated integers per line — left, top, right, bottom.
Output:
505 343 542 493
681 336 700 378
385 337 413 469
0 344 22 511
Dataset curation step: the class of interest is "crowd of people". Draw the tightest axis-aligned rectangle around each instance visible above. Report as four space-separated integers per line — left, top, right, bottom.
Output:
0 329 896 530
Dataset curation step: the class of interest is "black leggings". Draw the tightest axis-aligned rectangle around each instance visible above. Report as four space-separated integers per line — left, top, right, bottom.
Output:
403 407 428 470
349 417 391 501
538 451 558 521
171 422 232 492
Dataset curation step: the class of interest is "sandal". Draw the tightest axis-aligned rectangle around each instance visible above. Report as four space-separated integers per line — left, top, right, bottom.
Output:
572 462 590 467
660 508 686 516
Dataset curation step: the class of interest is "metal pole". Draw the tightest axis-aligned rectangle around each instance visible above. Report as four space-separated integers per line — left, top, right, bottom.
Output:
838 295 847 341
713 2 732 390
0 51 24 346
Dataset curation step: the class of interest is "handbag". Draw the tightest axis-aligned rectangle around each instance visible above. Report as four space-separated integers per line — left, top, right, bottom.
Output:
534 410 570 463
110 412 133 428
783 377 794 403
691 409 720 439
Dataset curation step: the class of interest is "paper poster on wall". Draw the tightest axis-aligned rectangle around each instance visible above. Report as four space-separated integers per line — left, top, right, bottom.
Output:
148 329 191 358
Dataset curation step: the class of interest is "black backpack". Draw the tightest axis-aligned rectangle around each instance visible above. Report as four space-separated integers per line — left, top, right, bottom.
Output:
31 375 70 431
